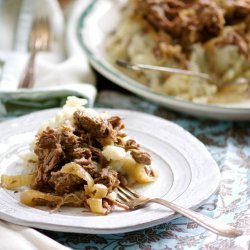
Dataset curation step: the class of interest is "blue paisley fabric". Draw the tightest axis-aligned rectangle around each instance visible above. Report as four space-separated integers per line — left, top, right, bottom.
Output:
39 91 250 250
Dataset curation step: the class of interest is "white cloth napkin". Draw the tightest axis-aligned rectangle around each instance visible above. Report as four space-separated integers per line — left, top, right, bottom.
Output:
0 0 93 249
0 0 96 116
0 221 69 250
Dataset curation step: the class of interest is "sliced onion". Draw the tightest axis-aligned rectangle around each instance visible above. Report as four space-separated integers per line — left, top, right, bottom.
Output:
1 173 35 190
60 163 94 186
85 184 108 199
123 162 156 184
20 190 86 210
92 184 108 199
87 198 107 214
20 190 62 207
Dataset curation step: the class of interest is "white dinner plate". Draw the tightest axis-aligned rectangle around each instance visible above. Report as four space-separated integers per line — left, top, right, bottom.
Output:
75 0 250 120
0 108 220 234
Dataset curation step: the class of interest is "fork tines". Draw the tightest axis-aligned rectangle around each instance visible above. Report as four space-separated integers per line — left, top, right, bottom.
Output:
18 16 51 89
117 185 140 203
29 17 50 52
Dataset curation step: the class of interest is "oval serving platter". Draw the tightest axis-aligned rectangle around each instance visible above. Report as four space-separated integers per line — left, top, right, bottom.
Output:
75 0 250 120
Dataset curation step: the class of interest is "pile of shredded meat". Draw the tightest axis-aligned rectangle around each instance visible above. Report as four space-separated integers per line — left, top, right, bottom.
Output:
132 0 250 63
31 111 152 212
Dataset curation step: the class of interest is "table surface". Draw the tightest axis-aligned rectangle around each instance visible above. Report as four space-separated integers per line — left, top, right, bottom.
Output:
1 0 249 247
35 73 250 250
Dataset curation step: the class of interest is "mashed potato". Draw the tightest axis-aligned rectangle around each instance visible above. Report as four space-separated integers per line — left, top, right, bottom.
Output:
106 0 250 104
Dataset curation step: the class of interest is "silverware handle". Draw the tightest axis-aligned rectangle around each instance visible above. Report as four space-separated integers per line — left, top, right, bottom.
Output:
150 198 242 238
18 51 36 89
116 60 214 82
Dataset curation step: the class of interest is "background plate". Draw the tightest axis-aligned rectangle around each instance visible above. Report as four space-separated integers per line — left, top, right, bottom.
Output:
0 108 220 234
76 0 250 120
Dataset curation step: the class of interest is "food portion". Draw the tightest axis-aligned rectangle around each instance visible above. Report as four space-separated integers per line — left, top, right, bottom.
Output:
107 0 250 104
1 97 157 214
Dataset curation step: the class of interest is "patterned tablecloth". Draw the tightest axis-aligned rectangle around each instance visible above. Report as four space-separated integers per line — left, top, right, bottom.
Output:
36 91 250 250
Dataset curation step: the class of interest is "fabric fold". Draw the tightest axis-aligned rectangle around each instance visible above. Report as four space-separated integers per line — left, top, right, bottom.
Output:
0 83 96 116
0 0 96 249
0 0 96 117
0 221 70 250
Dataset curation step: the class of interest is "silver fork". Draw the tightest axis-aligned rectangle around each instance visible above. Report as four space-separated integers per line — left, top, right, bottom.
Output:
117 185 242 238
116 60 249 87
18 17 51 89
116 59 216 83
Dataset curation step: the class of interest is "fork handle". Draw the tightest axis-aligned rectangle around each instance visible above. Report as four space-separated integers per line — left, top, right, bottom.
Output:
18 51 36 89
149 198 242 238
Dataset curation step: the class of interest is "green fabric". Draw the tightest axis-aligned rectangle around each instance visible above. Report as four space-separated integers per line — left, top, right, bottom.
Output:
0 87 95 117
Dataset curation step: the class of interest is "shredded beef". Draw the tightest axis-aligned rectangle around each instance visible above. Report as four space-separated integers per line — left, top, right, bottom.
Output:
59 128 79 161
49 172 85 195
81 164 98 177
31 109 153 213
224 0 250 23
89 146 109 167
73 111 127 145
33 128 64 191
73 148 92 165
131 149 151 165
125 139 140 150
118 172 128 186
102 199 113 214
62 192 88 207
94 167 120 192
214 26 250 59
104 197 130 210
33 192 87 210
144 165 156 177
109 116 127 137
153 40 188 68
35 128 64 173
133 0 250 57
32 169 53 192
74 157 90 166
36 128 59 149
135 0 225 47
108 116 125 131
73 128 92 146
74 111 115 139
